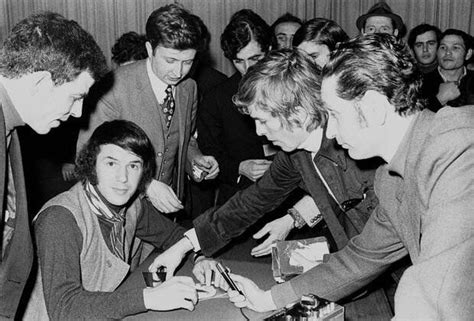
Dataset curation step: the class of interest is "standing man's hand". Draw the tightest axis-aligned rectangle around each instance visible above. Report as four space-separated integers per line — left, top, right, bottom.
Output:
226 274 277 313
238 159 272 182
251 214 294 257
61 163 76 181
192 155 219 180
148 237 193 280
146 179 183 213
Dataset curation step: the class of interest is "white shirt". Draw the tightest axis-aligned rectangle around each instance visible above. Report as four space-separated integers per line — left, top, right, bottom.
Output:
146 58 174 104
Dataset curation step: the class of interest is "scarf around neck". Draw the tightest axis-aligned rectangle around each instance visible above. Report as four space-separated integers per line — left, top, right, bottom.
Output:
83 181 127 261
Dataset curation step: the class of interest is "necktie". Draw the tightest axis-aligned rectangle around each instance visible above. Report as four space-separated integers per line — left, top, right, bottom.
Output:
163 85 175 128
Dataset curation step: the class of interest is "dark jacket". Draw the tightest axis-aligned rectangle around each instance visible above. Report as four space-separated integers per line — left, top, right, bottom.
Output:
422 68 474 112
0 85 33 320
197 73 267 204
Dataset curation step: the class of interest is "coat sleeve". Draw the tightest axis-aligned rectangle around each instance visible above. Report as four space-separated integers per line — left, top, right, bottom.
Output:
394 122 474 319
271 201 408 308
193 152 302 256
186 81 203 173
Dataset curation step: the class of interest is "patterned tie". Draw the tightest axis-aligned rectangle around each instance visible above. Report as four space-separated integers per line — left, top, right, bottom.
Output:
163 85 175 128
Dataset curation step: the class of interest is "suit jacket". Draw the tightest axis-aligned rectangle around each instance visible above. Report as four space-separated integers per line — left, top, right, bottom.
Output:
0 89 32 319
271 107 474 319
197 73 267 204
77 60 200 199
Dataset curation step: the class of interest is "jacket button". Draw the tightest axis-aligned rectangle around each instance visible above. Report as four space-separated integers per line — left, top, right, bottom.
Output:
157 152 162 157
106 260 112 268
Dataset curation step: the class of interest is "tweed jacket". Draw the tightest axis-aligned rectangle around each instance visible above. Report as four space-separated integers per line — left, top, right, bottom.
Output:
77 60 200 199
271 107 474 319
0 86 32 320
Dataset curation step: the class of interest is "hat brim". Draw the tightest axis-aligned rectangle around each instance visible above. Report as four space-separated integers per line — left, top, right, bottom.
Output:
356 12 404 32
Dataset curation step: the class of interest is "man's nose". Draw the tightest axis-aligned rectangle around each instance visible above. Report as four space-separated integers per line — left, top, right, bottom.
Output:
116 166 128 182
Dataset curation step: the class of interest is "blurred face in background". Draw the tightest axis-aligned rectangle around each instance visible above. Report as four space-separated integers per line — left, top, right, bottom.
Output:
297 41 331 68
274 21 301 49
363 16 398 36
412 30 438 65
232 40 265 75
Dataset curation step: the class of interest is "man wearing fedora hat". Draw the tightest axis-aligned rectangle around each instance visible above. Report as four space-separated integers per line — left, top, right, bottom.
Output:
356 1 405 37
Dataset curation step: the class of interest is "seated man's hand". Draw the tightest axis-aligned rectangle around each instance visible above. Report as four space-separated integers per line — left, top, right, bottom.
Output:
239 159 272 182
146 179 183 213
192 155 220 180
148 238 191 280
192 257 225 289
227 273 277 313
251 214 294 257
143 276 197 311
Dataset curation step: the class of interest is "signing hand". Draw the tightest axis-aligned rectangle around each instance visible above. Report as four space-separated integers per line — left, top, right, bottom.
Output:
146 179 183 213
251 214 294 257
61 163 76 181
192 155 220 180
143 276 197 311
227 273 277 313
437 81 460 105
239 159 272 182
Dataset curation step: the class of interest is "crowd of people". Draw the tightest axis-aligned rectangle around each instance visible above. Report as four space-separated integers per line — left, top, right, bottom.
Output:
0 1 473 320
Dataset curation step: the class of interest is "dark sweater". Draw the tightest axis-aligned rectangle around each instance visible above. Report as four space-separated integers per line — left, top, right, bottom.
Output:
35 197 186 320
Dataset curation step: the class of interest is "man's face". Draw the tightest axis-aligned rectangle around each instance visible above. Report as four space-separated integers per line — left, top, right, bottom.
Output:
25 71 94 134
232 40 265 75
413 31 438 65
321 76 378 160
438 34 472 71
95 144 143 206
363 16 397 36
297 41 331 68
146 44 196 85
274 21 301 49
248 105 309 152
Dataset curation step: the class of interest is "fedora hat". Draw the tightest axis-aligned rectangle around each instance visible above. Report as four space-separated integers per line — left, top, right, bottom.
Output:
356 2 404 32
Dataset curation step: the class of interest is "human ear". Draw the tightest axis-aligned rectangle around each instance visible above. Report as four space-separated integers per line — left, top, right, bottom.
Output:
145 41 154 58
465 48 473 62
359 90 389 127
394 29 399 37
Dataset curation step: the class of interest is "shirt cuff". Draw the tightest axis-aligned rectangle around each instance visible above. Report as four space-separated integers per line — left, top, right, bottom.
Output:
293 195 322 228
184 228 201 252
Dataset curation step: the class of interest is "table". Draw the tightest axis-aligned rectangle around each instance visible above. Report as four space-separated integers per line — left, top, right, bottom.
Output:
123 254 275 321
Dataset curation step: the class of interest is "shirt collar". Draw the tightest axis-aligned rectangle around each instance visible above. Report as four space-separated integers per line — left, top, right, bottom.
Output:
298 126 323 154
438 65 467 83
386 113 419 177
146 58 172 104
0 81 25 136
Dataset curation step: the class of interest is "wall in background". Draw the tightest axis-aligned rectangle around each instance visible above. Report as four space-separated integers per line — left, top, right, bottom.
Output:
1 0 473 76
